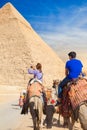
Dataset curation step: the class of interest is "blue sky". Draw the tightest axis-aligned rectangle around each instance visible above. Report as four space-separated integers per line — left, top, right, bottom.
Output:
0 0 87 60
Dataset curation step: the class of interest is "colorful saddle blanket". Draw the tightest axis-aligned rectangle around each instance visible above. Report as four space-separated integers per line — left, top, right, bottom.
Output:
68 78 87 110
61 78 87 117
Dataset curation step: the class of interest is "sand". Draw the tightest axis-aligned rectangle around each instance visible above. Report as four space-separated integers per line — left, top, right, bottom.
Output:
0 86 82 130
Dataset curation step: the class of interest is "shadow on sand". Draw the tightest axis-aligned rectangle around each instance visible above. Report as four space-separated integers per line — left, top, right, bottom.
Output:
11 104 20 110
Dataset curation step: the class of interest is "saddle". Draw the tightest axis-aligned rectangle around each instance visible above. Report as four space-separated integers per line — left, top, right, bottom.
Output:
60 78 87 117
68 78 87 110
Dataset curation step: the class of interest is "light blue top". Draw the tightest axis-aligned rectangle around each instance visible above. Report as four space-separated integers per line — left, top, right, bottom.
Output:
28 69 43 81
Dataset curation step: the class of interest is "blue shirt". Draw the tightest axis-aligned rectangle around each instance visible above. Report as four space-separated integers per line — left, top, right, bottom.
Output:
65 59 83 79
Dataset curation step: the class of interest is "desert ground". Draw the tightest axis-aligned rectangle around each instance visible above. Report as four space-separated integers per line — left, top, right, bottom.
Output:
0 86 83 130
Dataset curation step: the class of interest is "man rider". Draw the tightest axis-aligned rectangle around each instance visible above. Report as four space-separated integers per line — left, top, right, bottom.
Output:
58 51 83 103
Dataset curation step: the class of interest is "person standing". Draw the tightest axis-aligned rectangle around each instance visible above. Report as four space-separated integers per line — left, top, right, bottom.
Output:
58 51 83 102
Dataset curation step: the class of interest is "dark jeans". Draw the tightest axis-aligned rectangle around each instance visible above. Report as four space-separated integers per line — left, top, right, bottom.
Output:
45 105 55 128
58 77 71 98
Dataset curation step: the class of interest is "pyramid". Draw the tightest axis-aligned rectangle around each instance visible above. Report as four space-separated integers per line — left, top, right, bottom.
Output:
0 3 65 87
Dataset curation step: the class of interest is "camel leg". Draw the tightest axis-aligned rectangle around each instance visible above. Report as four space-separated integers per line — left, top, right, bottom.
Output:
63 117 69 128
57 114 61 126
79 104 87 130
29 102 37 130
